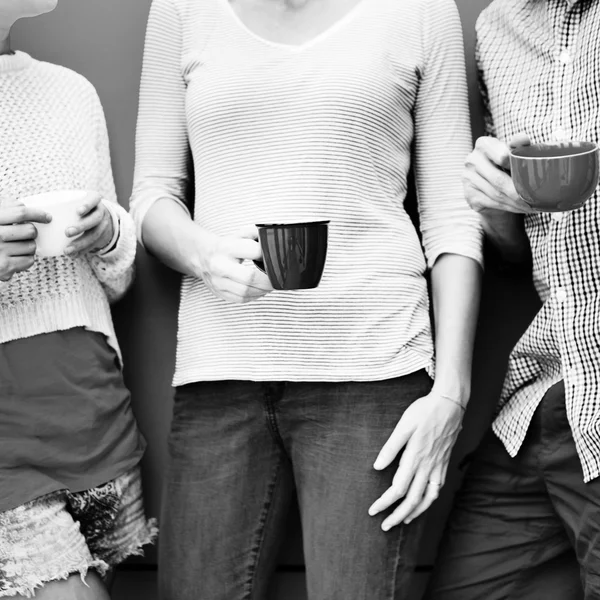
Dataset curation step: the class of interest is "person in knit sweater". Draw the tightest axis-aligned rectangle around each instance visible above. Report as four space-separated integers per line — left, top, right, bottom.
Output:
0 1 156 598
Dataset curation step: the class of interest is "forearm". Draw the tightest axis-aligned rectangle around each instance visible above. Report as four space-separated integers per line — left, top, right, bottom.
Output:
430 253 482 405
481 209 531 268
141 198 212 278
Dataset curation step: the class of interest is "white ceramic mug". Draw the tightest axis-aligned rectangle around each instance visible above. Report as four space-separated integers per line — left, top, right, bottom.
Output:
19 190 94 257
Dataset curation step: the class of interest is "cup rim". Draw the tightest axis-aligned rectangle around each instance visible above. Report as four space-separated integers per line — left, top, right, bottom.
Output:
510 141 598 160
19 189 94 208
255 220 330 228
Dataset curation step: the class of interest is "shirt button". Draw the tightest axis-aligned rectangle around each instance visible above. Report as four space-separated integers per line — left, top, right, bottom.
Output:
552 212 564 222
558 50 572 65
555 288 568 303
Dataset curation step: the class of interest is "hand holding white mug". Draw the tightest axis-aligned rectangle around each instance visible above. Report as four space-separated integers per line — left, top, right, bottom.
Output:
194 225 273 304
0 197 51 282
463 133 537 215
64 193 114 256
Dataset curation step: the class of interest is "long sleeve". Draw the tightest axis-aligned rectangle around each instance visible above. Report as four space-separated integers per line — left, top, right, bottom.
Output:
86 90 137 304
129 0 192 245
476 35 497 138
413 0 483 269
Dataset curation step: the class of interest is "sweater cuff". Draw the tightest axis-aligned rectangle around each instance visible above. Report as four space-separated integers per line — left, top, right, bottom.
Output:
91 202 136 266
94 201 121 256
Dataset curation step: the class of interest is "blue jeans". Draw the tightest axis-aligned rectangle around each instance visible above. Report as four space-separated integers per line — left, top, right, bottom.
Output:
158 371 432 600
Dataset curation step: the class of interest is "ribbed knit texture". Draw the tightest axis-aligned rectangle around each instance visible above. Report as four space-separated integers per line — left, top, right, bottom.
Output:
131 0 483 385
0 52 137 358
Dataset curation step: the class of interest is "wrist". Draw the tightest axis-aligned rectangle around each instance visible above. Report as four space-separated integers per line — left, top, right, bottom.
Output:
185 223 217 278
431 379 470 409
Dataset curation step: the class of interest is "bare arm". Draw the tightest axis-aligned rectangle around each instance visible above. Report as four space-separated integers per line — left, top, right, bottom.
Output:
130 0 272 304
430 253 482 404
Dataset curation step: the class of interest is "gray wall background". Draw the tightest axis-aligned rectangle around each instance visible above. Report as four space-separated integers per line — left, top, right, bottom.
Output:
13 0 540 569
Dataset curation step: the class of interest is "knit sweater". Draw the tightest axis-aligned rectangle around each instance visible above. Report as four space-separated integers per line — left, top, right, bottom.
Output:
0 51 136 358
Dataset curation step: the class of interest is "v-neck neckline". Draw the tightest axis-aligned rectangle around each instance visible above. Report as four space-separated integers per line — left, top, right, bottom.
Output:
218 0 370 53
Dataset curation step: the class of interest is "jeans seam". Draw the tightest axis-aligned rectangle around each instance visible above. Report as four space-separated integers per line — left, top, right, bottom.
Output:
388 521 414 600
243 453 283 600
264 391 292 461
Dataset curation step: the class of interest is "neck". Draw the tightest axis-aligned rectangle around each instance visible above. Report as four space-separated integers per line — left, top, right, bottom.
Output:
0 29 11 56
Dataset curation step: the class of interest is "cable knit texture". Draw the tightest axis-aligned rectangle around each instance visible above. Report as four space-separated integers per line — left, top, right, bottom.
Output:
0 52 136 358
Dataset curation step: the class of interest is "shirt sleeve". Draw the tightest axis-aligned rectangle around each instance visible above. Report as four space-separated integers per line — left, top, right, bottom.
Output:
129 0 192 245
476 34 496 138
86 89 137 304
413 0 483 269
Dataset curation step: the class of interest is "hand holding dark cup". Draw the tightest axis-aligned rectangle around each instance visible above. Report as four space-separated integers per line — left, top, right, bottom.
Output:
193 225 273 304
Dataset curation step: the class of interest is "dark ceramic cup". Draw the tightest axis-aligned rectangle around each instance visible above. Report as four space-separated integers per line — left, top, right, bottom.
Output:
509 141 599 212
254 221 329 290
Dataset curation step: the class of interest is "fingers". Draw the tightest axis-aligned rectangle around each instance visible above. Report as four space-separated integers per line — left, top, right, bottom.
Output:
404 464 447 525
373 416 414 471
473 135 515 170
0 203 51 226
66 204 104 238
75 192 103 217
369 436 423 517
465 138 531 213
509 132 531 150
212 273 272 303
381 469 430 531
7 241 37 257
64 229 105 256
0 223 38 243
237 225 260 241
223 236 263 262
0 255 36 281
211 256 272 291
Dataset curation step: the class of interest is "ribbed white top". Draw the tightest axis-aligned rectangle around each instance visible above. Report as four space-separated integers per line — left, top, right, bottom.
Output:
131 0 482 385
0 52 137 358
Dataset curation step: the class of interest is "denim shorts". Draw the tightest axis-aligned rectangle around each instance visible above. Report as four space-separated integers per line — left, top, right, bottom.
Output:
0 466 157 598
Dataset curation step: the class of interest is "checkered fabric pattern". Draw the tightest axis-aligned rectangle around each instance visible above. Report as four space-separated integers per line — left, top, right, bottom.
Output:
476 0 600 481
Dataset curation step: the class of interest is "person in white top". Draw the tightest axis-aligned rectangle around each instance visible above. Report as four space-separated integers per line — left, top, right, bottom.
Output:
131 0 483 597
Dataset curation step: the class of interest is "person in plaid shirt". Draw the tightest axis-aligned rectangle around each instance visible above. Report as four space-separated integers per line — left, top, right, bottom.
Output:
426 0 600 598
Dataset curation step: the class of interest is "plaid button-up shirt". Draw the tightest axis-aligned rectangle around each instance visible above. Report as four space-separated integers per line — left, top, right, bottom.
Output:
476 0 600 481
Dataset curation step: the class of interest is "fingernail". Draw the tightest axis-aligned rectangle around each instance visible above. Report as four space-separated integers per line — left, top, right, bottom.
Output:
368 505 377 516
45 214 52 223
64 247 74 256
77 206 88 216
382 522 390 532
66 228 77 237
373 460 382 470
405 519 412 525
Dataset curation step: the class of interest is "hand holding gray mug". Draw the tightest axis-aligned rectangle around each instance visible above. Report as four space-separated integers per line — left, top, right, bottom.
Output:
464 133 599 216
463 133 537 216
